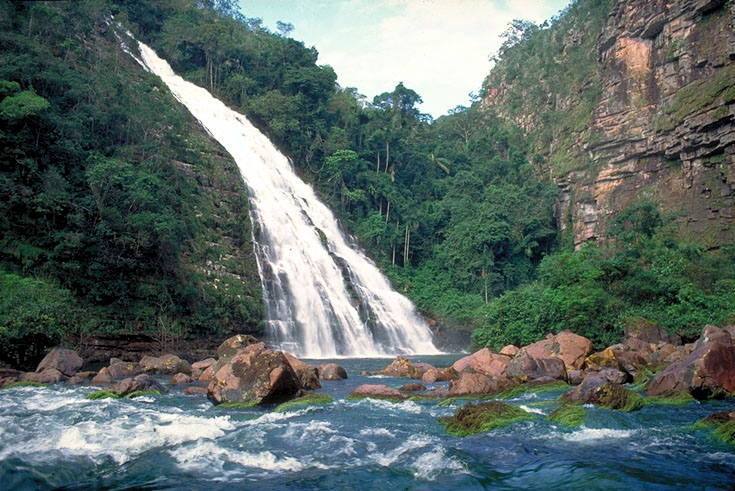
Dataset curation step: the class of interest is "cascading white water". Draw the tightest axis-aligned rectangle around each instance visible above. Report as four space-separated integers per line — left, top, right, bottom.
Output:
132 39 440 357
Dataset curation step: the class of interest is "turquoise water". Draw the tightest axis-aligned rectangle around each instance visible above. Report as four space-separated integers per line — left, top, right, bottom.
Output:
1 355 733 489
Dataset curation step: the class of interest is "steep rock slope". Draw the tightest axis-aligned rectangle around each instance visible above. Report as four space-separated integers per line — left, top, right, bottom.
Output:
484 0 734 248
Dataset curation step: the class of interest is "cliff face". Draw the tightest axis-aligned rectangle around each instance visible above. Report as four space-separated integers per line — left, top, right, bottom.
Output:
484 0 735 248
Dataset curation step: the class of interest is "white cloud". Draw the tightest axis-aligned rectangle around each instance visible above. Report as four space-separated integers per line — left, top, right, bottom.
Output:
306 0 567 116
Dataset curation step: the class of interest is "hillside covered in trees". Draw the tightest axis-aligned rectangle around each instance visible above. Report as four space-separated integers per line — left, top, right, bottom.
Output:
1 0 734 365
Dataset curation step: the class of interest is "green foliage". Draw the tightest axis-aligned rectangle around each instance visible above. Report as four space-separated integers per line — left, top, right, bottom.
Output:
473 202 735 349
0 270 80 368
87 390 122 400
695 415 735 446
274 393 333 412
439 401 534 436
0 90 50 119
216 401 259 409
549 404 586 427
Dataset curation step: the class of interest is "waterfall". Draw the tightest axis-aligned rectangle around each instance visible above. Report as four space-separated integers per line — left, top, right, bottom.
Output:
132 40 440 357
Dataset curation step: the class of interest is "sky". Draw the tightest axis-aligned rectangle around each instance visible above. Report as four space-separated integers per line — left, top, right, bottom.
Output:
239 0 571 117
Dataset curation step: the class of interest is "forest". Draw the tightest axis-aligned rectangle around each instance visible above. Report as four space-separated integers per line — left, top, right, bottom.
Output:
1 0 734 364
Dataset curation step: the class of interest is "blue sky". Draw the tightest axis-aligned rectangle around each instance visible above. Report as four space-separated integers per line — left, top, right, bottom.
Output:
239 0 570 117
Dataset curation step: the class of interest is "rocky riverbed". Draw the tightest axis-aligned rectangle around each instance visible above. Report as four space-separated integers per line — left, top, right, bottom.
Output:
1 325 734 489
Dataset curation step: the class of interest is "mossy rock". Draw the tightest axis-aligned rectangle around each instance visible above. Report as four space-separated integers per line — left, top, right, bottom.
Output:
439 401 534 436
1 381 47 389
346 394 404 402
629 368 656 392
216 401 259 409
694 412 735 446
127 389 161 399
274 393 333 412
549 404 586 427
596 383 643 412
642 392 695 406
496 381 569 400
87 390 122 400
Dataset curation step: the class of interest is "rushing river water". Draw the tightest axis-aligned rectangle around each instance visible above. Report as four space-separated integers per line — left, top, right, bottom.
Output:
1 355 734 490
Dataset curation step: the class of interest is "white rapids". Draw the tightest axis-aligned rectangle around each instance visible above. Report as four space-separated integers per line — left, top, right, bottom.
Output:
131 38 439 358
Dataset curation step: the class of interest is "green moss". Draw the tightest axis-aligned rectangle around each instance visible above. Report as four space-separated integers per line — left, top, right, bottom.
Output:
439 401 534 436
127 390 161 399
1 381 47 389
549 404 586 427
695 413 735 446
86 390 122 400
496 381 569 400
274 393 333 412
642 392 695 406
216 401 259 409
655 64 735 132
596 383 644 412
629 368 656 392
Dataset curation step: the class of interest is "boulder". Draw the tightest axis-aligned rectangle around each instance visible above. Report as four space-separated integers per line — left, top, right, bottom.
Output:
349 384 405 400
564 373 639 410
567 369 586 385
523 331 593 370
451 348 509 378
506 352 567 382
283 353 320 390
216 334 260 359
421 367 457 384
107 361 141 380
184 386 209 395
597 367 630 385
624 320 680 345
36 347 83 377
207 343 302 406
318 363 348 380
499 345 520 357
584 347 620 371
20 368 66 384
171 373 192 385
68 371 97 385
380 357 433 379
646 326 735 399
191 358 216 379
399 383 426 392
447 371 512 396
139 354 191 375
111 374 165 396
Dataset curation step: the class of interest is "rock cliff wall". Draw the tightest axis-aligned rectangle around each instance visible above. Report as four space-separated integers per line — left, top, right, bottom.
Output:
484 0 735 248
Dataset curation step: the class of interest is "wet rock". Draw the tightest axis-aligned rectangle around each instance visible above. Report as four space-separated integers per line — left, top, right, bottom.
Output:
171 373 192 385
523 331 593 370
499 345 520 357
506 352 567 382
564 373 641 411
184 386 209 396
597 367 630 385
567 369 586 385
399 383 426 392
646 326 735 399
318 363 348 381
111 374 165 396
440 401 533 436
380 356 434 379
68 371 97 385
584 347 620 371
36 347 83 377
216 334 260 359
447 371 512 396
451 348 509 378
421 367 457 384
20 368 66 384
207 343 302 406
139 354 191 375
91 360 144 385
191 358 216 379
284 353 320 390
349 384 405 400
